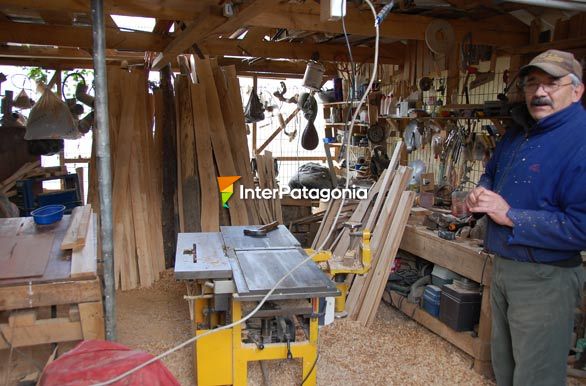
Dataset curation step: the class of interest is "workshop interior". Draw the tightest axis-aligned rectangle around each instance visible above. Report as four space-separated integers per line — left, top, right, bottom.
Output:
0 0 586 385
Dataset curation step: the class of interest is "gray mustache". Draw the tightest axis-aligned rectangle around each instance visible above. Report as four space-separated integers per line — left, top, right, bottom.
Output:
531 97 553 107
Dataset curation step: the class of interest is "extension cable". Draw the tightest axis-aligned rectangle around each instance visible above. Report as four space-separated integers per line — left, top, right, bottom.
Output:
94 1 382 384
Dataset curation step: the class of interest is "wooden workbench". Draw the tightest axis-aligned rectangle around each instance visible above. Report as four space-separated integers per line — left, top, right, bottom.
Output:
0 215 104 349
397 224 494 378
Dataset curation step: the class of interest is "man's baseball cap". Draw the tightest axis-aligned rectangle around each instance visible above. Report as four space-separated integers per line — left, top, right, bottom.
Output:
519 49 583 81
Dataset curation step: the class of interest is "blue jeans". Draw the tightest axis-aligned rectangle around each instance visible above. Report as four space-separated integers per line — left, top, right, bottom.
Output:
491 256 583 386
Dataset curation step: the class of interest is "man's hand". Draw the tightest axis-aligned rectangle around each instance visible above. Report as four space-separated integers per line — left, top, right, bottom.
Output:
466 187 486 210
467 188 514 227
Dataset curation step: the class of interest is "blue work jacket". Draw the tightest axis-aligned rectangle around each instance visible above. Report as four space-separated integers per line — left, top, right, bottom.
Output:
478 102 586 264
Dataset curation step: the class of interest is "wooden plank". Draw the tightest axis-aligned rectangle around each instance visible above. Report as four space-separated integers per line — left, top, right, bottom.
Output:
0 318 83 348
159 66 179 269
200 38 403 65
78 301 105 340
475 286 492 361
0 278 102 311
0 160 41 194
249 6 529 46
8 310 37 327
128 72 155 288
70 214 97 279
359 191 415 326
0 230 55 280
389 290 477 357
255 107 300 155
265 151 283 224
0 0 210 20
146 89 166 275
346 167 412 317
196 57 248 225
110 69 139 290
0 216 73 286
190 82 220 232
0 20 169 51
331 174 386 259
220 65 260 224
312 199 342 250
60 204 92 250
152 0 281 70
175 75 201 232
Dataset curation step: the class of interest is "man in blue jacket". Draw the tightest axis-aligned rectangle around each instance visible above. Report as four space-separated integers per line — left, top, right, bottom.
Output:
466 49 585 386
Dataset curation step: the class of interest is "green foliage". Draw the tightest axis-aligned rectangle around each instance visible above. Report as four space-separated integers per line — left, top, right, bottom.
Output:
25 67 48 84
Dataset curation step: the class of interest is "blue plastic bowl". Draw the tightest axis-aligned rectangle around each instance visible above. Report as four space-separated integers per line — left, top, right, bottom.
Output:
31 204 66 225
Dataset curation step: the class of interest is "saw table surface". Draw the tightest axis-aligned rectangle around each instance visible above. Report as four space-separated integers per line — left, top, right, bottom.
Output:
174 232 232 280
174 225 338 300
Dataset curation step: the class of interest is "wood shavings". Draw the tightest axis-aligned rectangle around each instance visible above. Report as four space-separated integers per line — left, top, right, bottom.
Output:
3 270 578 386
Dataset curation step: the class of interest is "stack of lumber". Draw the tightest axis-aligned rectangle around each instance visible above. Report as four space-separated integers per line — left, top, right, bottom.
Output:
100 67 165 290
312 142 403 253
0 161 68 198
311 199 360 251
60 204 98 279
307 141 416 327
172 57 261 232
344 164 415 327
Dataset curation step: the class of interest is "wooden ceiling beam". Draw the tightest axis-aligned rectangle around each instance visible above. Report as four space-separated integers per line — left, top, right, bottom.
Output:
248 6 529 46
0 45 144 61
0 20 170 51
244 27 274 43
153 19 173 35
498 36 586 55
217 57 337 78
200 38 404 64
0 0 213 21
152 0 281 71
38 10 72 25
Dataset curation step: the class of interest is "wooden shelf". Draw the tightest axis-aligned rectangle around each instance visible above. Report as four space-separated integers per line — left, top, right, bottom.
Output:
397 224 493 378
380 116 510 121
326 143 369 149
321 101 363 106
325 122 369 127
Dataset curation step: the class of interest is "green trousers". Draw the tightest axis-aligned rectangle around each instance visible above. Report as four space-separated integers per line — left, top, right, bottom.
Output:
491 256 583 386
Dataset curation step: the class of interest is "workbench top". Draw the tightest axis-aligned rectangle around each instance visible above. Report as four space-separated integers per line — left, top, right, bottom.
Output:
0 215 74 287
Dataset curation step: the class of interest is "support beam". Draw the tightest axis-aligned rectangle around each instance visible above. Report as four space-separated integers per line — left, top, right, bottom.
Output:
248 6 529 46
152 0 281 71
0 45 144 61
0 20 170 51
0 0 215 20
499 36 586 55
201 39 404 64
217 57 336 78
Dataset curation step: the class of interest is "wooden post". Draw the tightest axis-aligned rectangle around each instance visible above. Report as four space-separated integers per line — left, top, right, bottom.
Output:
252 75 257 154
160 65 178 269
447 45 460 105
474 284 494 379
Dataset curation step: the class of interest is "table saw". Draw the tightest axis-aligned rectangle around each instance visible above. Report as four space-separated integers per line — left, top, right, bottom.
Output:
174 225 339 386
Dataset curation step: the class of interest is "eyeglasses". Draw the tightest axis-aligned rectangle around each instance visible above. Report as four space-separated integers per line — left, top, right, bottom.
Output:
521 81 573 93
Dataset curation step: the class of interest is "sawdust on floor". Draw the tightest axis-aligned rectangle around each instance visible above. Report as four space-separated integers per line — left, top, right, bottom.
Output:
3 270 585 386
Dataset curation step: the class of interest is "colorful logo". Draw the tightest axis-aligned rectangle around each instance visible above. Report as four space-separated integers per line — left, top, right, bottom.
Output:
217 176 241 208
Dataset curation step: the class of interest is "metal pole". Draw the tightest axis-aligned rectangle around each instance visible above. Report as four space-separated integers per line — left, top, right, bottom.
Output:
91 0 116 341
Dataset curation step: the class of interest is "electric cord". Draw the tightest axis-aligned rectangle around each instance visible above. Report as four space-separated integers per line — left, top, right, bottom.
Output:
94 2 383 384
